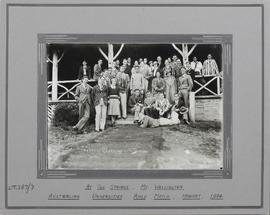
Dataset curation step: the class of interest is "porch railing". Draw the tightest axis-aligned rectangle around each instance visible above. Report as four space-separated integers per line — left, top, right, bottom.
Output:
47 75 222 124
193 74 223 98
47 75 222 103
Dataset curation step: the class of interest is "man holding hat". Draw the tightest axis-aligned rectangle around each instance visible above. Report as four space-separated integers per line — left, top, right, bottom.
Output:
73 75 93 133
171 93 189 124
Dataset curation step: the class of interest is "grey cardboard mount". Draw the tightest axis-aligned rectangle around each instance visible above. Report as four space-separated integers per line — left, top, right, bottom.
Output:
0 0 269 215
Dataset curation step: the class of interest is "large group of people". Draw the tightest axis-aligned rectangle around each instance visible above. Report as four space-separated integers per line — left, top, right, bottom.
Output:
72 54 220 133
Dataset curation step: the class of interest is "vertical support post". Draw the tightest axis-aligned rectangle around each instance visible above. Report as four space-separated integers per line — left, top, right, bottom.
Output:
182 44 189 66
108 43 114 67
51 52 58 102
217 75 221 95
189 92 195 123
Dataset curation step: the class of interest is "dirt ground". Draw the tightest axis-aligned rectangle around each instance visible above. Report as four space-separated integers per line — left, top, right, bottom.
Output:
48 121 222 170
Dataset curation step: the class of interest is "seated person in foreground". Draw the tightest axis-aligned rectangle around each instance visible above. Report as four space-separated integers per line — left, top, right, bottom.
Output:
155 93 171 118
128 89 144 123
142 91 159 119
138 94 190 128
138 111 180 128
169 93 189 124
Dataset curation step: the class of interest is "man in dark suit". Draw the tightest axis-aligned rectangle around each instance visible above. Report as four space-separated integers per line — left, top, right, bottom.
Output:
157 56 164 70
78 60 92 80
73 75 93 133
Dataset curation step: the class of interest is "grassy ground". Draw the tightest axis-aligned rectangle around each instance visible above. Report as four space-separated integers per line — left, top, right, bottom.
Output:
48 121 222 170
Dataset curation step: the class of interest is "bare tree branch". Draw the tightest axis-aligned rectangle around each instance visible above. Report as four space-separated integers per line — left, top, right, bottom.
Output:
113 43 125 60
98 47 109 61
188 44 197 56
57 52 65 63
172 43 183 56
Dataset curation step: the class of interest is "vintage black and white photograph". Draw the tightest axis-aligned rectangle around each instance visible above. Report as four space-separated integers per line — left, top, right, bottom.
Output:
47 42 223 170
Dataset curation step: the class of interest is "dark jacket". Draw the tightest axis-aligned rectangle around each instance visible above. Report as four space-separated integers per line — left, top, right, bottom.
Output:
92 85 108 106
152 67 164 78
128 94 144 108
78 66 92 80
124 65 132 78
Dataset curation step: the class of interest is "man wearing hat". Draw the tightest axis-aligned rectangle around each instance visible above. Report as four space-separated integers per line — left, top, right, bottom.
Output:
73 75 93 133
78 60 92 80
152 61 163 78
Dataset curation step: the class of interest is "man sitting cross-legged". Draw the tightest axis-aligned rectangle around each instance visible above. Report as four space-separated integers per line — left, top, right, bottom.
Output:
155 93 171 118
128 89 144 123
142 91 159 119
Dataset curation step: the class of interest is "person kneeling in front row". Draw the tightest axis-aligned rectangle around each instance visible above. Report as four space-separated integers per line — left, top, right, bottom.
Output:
128 89 144 123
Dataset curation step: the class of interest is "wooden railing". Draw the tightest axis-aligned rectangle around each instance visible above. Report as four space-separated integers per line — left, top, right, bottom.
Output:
193 74 223 98
48 79 97 103
47 75 222 104
47 75 222 124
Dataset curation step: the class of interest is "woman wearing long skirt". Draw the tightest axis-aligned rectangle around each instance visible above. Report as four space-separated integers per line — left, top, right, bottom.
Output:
108 78 121 126
165 69 177 104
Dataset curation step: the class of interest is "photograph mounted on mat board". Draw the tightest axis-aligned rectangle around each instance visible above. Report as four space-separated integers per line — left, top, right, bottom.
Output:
38 34 232 178
2 1 267 213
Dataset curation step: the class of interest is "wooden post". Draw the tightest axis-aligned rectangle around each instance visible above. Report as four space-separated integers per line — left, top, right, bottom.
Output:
172 43 197 66
217 75 221 95
51 52 58 102
98 43 124 68
108 43 114 67
182 44 189 65
189 92 195 123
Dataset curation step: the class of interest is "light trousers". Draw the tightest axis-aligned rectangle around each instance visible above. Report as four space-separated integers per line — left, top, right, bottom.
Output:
95 104 107 131
179 89 190 108
130 105 141 121
119 92 127 118
144 79 149 92
75 102 90 131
